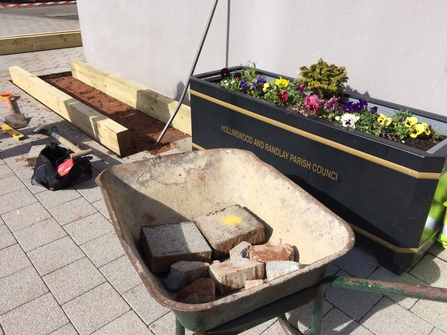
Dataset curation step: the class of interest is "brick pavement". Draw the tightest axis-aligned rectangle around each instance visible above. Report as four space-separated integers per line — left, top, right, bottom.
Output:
0 5 447 335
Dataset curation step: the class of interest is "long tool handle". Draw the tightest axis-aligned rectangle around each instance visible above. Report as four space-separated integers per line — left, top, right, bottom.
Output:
0 92 14 110
156 0 219 144
51 131 93 158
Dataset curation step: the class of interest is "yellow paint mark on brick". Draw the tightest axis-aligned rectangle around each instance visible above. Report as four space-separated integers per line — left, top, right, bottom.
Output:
223 215 242 225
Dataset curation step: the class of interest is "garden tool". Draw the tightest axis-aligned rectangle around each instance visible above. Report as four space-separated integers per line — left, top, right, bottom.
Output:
0 115 24 140
0 92 28 129
34 125 92 158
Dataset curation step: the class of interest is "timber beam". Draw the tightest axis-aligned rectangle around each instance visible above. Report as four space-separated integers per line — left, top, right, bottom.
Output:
0 30 82 55
9 66 133 157
70 60 192 135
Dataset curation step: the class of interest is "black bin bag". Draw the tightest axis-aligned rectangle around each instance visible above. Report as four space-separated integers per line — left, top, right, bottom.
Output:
31 142 92 191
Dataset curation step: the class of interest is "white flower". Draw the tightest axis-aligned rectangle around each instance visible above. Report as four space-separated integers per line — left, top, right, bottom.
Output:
340 113 360 128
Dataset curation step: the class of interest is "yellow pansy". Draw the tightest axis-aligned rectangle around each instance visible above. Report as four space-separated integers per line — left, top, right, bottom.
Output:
422 122 431 135
405 116 418 128
263 83 270 92
275 76 289 87
410 123 425 138
377 114 392 126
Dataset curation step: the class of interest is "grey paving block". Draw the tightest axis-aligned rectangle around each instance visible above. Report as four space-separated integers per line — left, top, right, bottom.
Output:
325 271 382 321
428 242 447 262
0 293 69 335
73 171 104 203
92 311 152 335
0 187 37 214
0 224 16 250
319 308 374 335
99 255 142 294
49 323 78 335
122 283 170 325
91 199 111 220
237 318 278 335
0 175 26 196
0 266 48 314
409 253 447 287
62 282 130 335
13 217 66 252
285 299 333 334
411 299 447 333
0 163 14 179
80 230 125 267
35 188 81 209
0 243 31 278
361 296 433 335
368 266 427 309
28 235 84 276
43 257 106 305
63 212 113 245
148 311 194 335
332 246 379 278
1 201 52 232
429 328 447 335
48 196 98 226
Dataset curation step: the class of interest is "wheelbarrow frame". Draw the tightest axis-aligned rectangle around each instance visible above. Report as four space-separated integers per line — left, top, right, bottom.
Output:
173 275 447 334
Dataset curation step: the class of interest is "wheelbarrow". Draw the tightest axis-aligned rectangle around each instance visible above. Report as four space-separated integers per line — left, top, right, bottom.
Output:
96 148 447 334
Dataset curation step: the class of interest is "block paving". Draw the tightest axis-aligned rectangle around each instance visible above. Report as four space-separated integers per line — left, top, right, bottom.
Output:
0 4 447 335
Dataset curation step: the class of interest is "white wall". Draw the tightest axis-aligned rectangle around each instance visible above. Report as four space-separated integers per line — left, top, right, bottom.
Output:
77 0 447 116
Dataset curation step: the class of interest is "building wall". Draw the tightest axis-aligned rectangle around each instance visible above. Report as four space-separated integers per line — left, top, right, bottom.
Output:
77 0 447 115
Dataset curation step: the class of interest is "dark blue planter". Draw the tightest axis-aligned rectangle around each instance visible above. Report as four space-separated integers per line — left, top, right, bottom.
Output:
190 67 447 274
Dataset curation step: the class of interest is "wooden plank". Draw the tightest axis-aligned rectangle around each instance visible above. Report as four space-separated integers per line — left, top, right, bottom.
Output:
0 30 82 55
70 60 192 135
9 66 132 157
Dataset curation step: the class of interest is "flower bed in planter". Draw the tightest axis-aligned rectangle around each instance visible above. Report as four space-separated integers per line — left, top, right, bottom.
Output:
190 67 447 274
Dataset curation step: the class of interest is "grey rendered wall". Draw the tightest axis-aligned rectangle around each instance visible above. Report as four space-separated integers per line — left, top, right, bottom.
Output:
77 0 447 116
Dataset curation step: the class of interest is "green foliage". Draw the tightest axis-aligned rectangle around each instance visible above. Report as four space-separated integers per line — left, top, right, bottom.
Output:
298 58 348 99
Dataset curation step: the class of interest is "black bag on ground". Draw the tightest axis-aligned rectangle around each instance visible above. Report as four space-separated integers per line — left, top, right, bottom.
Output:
31 142 92 191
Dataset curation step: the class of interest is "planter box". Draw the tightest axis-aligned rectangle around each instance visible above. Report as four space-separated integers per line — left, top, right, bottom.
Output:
190 67 447 274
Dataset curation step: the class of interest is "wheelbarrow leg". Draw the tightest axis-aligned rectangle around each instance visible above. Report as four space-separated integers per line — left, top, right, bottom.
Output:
277 314 303 334
175 317 186 335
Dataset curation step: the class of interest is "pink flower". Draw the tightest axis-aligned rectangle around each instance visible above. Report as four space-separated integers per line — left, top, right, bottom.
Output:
324 96 340 111
297 83 305 91
304 94 321 114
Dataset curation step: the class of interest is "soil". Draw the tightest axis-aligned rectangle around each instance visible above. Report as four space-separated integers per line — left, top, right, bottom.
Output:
44 74 190 156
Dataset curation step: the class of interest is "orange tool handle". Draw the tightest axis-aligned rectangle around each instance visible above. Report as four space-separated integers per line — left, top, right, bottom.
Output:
0 92 14 110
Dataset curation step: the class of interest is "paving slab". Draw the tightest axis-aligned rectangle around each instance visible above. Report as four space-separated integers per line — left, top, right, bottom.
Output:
63 212 113 245
361 296 433 335
0 293 69 335
99 255 142 294
0 265 48 315
1 201 52 232
80 230 125 268
122 283 170 326
0 243 31 278
62 282 130 335
91 311 153 335
27 235 84 276
13 217 66 252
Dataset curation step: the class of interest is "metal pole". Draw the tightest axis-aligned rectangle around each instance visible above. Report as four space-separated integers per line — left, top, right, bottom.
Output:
156 0 219 144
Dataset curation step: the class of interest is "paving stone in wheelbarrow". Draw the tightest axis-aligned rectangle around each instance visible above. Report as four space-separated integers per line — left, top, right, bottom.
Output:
140 222 212 273
194 204 265 258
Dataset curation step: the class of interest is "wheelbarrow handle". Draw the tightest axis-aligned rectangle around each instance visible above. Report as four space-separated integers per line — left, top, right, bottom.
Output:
0 92 14 110
311 276 447 334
